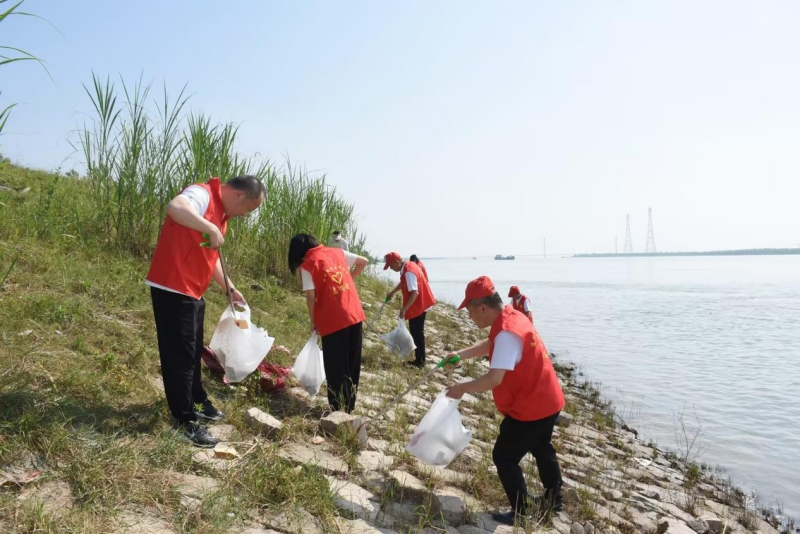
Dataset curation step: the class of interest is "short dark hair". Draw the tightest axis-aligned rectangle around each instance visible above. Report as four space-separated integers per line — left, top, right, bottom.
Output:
332 230 341 235
288 233 319 274
226 175 266 199
410 254 419 263
468 292 504 310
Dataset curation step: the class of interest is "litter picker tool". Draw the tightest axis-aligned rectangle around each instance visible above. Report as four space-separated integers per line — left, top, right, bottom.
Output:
356 354 461 432
201 233 245 328
364 296 390 336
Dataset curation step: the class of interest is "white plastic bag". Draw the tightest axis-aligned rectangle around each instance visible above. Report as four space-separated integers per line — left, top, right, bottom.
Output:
407 389 472 467
292 332 326 396
380 318 417 357
209 304 275 383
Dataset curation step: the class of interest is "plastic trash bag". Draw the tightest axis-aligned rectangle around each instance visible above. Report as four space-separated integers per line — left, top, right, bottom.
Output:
380 318 417 357
292 332 326 396
407 389 472 467
209 304 275 383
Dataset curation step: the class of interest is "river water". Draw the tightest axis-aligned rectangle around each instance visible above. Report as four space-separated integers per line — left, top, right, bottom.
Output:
417 255 800 518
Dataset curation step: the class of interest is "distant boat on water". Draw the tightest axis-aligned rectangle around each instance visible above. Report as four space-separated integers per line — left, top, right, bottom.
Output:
494 254 515 260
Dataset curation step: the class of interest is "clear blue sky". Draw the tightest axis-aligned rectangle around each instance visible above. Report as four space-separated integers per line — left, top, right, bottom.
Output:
4 1 800 256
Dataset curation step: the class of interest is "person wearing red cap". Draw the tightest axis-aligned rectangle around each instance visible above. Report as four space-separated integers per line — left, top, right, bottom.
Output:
289 233 370 413
508 285 533 323
445 275 565 523
383 252 436 368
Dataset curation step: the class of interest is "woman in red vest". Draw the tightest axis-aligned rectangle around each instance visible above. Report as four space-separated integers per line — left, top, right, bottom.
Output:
146 176 265 448
508 285 533 323
409 254 428 281
445 276 565 524
289 234 369 413
384 252 436 368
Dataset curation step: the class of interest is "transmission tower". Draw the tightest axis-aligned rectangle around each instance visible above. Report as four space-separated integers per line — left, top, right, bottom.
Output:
645 207 656 253
623 214 633 253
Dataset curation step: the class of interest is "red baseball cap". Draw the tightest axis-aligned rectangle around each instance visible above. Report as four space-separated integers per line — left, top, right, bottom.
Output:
383 251 402 270
458 275 496 309
508 285 521 297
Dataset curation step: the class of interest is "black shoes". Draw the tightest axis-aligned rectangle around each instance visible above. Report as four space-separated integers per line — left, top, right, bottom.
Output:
195 400 225 422
491 493 564 526
491 511 524 526
171 401 224 448
531 491 564 512
174 421 219 449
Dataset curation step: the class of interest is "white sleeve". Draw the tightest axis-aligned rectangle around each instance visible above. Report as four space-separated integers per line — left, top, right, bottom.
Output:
404 271 418 291
342 239 349 251
300 268 315 291
490 331 524 370
343 250 358 268
178 185 210 217
524 298 531 313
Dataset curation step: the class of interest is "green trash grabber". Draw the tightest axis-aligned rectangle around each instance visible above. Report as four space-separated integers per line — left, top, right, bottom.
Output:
356 354 461 432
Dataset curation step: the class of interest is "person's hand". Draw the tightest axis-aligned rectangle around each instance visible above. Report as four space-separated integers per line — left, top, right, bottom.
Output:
230 288 246 306
385 293 393 303
443 353 461 372
310 323 317 334
398 308 405 319
207 226 224 250
445 383 465 400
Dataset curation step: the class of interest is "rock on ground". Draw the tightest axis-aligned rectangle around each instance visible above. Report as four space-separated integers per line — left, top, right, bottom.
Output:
264 508 325 534
278 442 349 474
326 475 382 523
114 507 175 534
320 412 368 448
244 407 282 438
18 480 74 517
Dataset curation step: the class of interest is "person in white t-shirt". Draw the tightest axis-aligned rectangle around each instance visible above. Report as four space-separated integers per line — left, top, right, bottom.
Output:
445 276 565 523
328 230 349 251
145 176 264 449
289 234 370 413
384 252 436 368
508 285 533 323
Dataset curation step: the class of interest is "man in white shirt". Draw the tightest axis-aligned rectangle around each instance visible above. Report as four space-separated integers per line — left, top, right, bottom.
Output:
328 231 349 251
384 251 436 367
146 175 264 449
508 285 533 323
445 276 565 523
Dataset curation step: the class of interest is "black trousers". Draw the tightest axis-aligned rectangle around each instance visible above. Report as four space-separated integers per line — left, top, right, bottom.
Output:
320 322 363 413
150 287 209 425
492 411 563 514
408 311 427 366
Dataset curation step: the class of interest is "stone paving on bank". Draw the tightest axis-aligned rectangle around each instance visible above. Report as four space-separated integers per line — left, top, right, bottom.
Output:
13 301 785 534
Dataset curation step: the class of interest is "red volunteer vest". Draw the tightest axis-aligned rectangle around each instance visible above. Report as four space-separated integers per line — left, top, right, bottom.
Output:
488 306 564 421
301 245 366 337
146 178 227 300
512 295 534 323
400 261 436 320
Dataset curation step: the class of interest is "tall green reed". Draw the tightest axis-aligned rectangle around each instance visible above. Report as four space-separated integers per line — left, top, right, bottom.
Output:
79 73 366 283
1 0 51 139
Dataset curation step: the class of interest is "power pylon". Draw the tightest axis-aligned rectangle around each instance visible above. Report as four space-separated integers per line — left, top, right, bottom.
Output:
645 208 656 253
623 214 633 253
